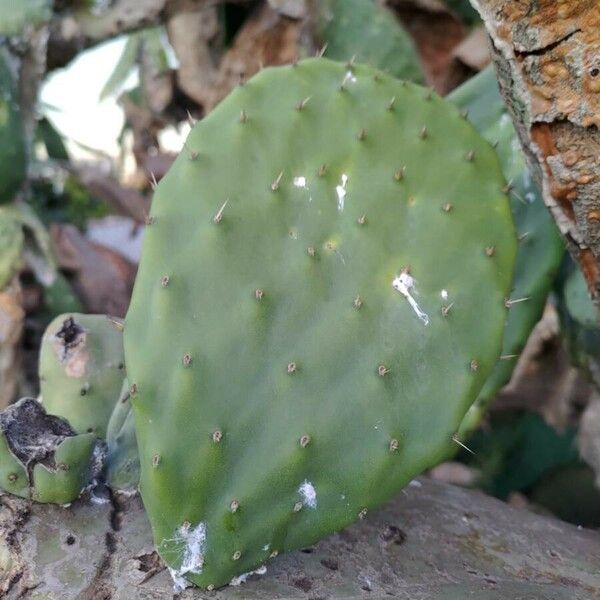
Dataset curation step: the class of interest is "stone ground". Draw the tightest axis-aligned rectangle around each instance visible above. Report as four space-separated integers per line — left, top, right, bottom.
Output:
1 477 599 599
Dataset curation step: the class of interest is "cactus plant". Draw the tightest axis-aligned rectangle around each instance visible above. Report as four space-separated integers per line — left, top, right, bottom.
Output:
124 58 517 589
0 53 26 203
318 0 424 83
39 313 126 438
0 397 104 504
105 379 140 493
557 261 600 378
449 67 564 438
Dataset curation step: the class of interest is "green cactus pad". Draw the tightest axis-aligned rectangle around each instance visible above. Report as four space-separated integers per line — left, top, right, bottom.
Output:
557 261 600 376
318 0 424 83
564 266 598 330
124 58 517 589
106 379 140 493
39 313 126 438
0 398 103 504
449 67 564 438
0 54 26 204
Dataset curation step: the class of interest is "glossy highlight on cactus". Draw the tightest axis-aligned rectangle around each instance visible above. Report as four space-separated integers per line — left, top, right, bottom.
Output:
0 398 103 504
39 313 126 438
124 58 517 589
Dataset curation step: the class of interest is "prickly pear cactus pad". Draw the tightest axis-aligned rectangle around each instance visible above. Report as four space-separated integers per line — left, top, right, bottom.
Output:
124 58 517 589
39 313 126 438
0 398 103 504
449 67 564 438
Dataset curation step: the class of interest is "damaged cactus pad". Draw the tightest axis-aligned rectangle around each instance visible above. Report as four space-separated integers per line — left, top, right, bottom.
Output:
39 313 126 438
0 398 103 504
124 58 517 589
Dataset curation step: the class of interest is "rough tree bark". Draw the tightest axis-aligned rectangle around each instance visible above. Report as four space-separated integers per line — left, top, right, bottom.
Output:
471 1 600 304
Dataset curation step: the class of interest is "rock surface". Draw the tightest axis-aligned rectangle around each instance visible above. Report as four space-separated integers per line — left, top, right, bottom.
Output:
1 478 599 599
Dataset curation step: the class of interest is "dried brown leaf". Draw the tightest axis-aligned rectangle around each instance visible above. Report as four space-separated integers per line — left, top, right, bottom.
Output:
50 224 136 318
204 4 305 112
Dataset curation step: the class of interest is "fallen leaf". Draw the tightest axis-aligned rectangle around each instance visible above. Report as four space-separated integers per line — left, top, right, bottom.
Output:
386 0 468 94
450 26 490 72
204 3 308 112
50 224 136 318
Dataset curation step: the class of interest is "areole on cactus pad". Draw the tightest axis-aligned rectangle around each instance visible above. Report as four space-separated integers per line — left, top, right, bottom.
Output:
124 58 517 589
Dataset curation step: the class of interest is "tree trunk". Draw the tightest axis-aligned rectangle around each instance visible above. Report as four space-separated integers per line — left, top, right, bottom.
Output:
471 1 600 304
1 478 599 598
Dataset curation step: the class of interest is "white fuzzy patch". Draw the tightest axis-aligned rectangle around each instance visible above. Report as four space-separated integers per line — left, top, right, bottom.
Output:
440 289 449 300
169 568 190 592
165 521 207 592
298 480 317 509
336 173 348 211
392 273 429 325
229 565 267 586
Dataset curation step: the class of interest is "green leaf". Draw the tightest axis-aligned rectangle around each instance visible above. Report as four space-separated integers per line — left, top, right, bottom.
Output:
35 117 69 161
465 412 579 499
100 33 142 101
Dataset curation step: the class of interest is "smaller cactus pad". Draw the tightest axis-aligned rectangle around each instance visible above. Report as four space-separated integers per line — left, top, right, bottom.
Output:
318 0 424 83
39 313 126 438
